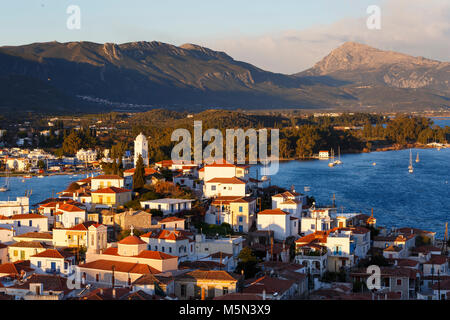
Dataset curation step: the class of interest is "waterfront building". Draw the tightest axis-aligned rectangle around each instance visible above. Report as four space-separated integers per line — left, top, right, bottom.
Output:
76 149 98 163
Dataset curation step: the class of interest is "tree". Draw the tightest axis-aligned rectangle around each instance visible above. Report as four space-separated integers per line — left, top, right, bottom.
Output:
62 131 82 156
133 154 146 190
37 160 46 170
235 247 259 279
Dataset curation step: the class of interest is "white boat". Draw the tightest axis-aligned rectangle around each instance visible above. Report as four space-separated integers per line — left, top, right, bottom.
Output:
334 146 343 165
0 170 10 192
37 175 44 178
328 149 335 167
408 149 414 173
372 162 377 166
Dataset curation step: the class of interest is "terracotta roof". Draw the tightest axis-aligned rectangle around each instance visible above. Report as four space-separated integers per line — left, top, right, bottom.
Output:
206 177 246 185
58 203 85 212
91 175 123 180
431 279 450 291
77 259 161 274
243 275 295 295
124 168 158 176
158 217 185 223
8 274 70 293
214 293 262 300
14 232 52 240
80 287 131 300
0 214 47 220
92 186 131 194
0 260 33 276
102 247 177 260
412 245 442 254
141 229 190 242
118 235 146 245
177 270 238 282
132 273 173 286
425 255 448 265
8 241 50 249
258 208 290 215
31 249 74 259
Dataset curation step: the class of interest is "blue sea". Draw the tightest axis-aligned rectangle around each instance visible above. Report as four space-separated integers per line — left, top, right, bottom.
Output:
253 148 449 238
1 148 449 238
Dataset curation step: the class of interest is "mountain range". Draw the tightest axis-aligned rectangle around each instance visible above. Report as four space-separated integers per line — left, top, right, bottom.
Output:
0 40 448 114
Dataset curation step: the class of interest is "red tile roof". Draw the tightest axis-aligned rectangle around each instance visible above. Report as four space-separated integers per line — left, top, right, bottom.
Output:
118 235 146 245
77 259 160 274
206 177 246 184
243 275 295 295
258 208 289 215
0 214 47 220
92 186 131 194
0 260 33 276
91 175 123 180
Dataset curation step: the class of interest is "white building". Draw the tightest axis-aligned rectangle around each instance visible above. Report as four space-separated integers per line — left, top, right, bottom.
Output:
140 198 194 216
300 209 333 235
272 190 306 219
194 234 244 258
257 208 299 241
0 197 30 216
91 175 125 191
76 149 98 163
0 214 48 234
134 133 149 167
204 177 247 198
29 249 76 276
141 229 195 260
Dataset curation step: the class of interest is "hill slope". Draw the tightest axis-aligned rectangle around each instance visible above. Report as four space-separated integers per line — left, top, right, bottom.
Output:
0 40 449 113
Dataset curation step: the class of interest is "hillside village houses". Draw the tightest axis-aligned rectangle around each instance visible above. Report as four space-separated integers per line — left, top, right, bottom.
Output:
0 133 448 300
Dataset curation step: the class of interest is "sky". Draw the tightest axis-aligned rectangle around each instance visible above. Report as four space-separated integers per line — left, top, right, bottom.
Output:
1 0 449 73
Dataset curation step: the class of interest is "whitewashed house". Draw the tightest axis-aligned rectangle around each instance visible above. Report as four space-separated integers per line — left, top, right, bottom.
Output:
140 198 194 215
257 208 299 241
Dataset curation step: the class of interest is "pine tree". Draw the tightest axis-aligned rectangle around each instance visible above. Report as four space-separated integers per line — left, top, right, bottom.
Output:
133 154 145 190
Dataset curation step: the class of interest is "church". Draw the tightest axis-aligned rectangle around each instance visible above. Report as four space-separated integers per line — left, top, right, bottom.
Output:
134 132 149 167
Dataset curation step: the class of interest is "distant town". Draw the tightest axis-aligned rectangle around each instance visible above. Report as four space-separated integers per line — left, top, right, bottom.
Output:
0 120 448 301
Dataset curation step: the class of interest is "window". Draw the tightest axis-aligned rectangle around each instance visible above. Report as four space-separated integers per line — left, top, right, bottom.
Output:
169 247 172 253
180 284 186 297
162 247 165 252
397 279 402 286
13 250 18 257
211 185 216 191
239 216 243 222
96 274 99 282
311 224 315 230
37 261 41 268
222 287 228 295
29 220 33 227
239 206 243 213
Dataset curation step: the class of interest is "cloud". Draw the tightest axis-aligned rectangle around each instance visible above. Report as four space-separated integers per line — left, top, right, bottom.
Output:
198 0 450 74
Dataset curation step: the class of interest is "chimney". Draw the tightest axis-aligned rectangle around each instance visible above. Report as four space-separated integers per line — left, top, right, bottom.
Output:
112 288 116 299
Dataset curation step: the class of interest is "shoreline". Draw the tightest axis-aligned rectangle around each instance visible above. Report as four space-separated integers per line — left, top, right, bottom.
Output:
276 143 448 161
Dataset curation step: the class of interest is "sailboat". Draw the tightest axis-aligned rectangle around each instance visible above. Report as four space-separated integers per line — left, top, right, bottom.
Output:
408 149 414 174
328 149 335 167
334 146 343 165
0 169 10 192
415 152 420 163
